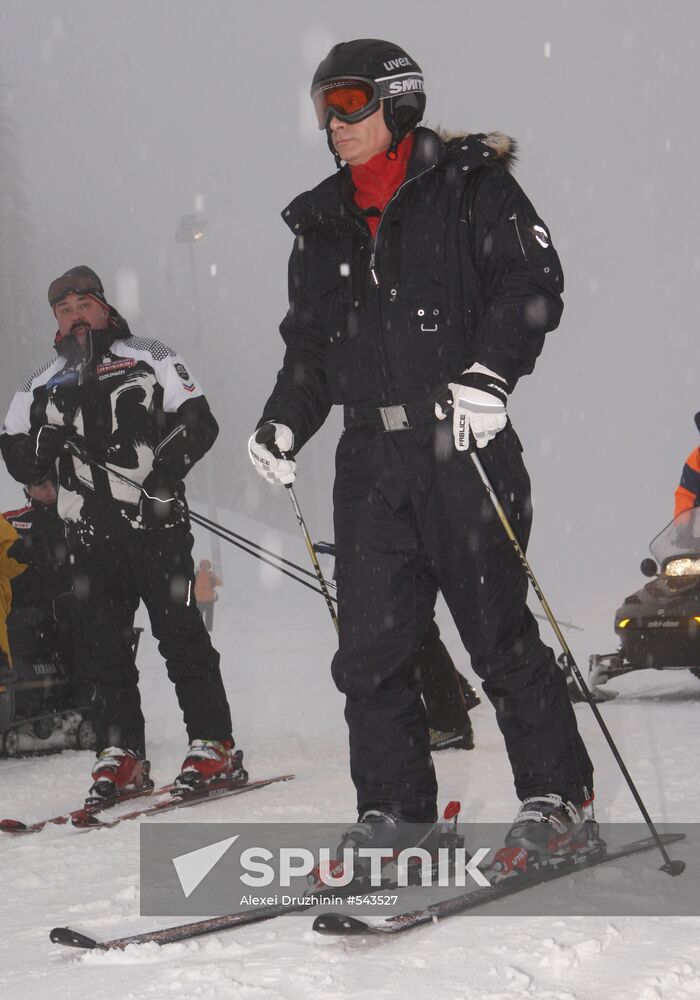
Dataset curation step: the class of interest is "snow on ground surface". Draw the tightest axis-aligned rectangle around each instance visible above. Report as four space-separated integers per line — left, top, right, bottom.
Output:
1 510 699 1000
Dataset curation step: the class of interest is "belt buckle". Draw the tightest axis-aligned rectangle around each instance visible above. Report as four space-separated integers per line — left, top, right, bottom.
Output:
379 404 410 432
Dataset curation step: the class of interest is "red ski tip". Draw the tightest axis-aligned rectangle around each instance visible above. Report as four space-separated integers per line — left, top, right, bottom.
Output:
0 819 27 832
443 800 461 821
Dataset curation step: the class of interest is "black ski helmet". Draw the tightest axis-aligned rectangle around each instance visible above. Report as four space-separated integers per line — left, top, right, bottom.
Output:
311 38 425 162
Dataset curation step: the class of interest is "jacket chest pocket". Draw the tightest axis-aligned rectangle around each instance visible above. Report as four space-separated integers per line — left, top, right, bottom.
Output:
321 286 354 348
412 302 443 335
321 291 370 396
405 290 467 381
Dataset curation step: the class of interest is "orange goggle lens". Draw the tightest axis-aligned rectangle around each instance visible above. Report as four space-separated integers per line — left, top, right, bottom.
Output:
312 80 378 128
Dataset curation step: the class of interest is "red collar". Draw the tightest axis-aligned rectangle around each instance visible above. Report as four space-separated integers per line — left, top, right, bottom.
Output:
350 134 414 235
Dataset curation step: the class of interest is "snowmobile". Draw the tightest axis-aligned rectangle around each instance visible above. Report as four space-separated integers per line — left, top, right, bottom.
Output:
0 605 142 757
589 506 700 696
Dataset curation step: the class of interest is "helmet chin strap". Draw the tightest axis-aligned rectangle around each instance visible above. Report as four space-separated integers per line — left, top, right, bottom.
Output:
326 128 343 169
383 98 400 160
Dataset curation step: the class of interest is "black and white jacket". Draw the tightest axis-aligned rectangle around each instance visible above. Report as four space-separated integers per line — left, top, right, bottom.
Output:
0 318 218 542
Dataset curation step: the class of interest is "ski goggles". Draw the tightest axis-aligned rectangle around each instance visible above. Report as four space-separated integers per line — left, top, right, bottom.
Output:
311 73 425 129
311 77 381 129
48 272 106 308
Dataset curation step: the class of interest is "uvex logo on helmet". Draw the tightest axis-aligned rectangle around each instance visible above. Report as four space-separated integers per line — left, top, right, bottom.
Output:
382 56 412 71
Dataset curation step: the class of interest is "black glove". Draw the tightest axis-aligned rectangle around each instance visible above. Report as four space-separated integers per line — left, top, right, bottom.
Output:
33 425 72 468
140 466 181 527
8 533 51 568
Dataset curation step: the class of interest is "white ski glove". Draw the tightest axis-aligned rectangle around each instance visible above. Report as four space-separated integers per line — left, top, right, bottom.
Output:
248 422 297 486
435 363 509 450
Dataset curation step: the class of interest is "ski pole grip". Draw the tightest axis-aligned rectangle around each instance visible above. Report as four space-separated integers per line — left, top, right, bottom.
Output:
255 423 278 449
256 422 294 487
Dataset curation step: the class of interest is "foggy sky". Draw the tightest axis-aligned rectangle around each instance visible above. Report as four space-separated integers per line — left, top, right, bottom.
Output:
1 0 698 632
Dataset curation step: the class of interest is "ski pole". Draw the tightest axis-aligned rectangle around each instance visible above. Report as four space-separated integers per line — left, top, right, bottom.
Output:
254 425 339 633
282 484 338 633
63 440 338 600
469 449 684 876
188 511 337 601
188 509 336 589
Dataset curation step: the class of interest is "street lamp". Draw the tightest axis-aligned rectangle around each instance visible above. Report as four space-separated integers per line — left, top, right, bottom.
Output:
175 214 207 243
175 213 221 572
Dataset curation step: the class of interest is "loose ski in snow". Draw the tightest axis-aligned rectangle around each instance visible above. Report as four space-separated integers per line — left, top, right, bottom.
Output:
312 832 686 936
0 783 175 835
69 773 295 829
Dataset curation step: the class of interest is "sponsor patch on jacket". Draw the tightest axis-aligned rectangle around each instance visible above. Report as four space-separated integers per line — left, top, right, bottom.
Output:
175 363 196 392
96 359 137 377
47 369 80 390
10 520 31 530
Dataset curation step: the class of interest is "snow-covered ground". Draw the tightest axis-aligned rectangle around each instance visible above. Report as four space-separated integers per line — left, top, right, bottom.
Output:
1 511 699 1000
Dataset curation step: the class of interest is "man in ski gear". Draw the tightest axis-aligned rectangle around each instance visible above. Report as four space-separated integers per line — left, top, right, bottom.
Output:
249 39 593 860
1 266 244 801
1 472 85 749
674 411 700 518
3 472 69 615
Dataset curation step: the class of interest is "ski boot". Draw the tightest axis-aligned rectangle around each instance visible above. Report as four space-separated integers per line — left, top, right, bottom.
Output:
86 747 153 806
430 719 475 751
174 739 248 794
329 804 463 888
493 793 601 874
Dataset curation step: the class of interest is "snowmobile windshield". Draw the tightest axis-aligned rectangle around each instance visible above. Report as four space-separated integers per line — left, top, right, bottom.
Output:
649 507 700 575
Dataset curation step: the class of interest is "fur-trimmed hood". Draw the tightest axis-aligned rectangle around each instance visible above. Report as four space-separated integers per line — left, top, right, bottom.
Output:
437 129 517 170
283 127 517 235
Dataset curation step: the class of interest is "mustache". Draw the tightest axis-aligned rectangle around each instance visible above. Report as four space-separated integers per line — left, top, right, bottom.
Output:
69 319 90 334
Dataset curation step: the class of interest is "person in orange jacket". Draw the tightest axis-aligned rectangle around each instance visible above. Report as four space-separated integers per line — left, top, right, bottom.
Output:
0 515 28 668
194 559 222 631
674 412 700 518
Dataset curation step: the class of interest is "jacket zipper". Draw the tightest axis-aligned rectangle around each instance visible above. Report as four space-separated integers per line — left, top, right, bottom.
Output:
509 212 528 261
368 162 437 401
371 162 436 286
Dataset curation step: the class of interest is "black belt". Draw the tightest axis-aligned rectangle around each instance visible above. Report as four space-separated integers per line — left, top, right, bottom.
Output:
344 397 438 432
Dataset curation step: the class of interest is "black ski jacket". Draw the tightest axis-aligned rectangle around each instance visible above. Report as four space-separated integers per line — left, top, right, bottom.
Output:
0 318 217 543
2 498 69 610
260 128 564 449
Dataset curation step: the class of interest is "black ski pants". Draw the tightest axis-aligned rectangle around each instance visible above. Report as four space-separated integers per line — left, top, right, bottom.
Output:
331 419 593 822
68 524 232 755
415 618 472 733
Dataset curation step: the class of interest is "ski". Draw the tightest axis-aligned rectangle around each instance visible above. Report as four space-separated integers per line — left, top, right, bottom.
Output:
0 782 174 835
51 894 319 951
50 803 463 950
312 832 686 936
70 773 295 829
